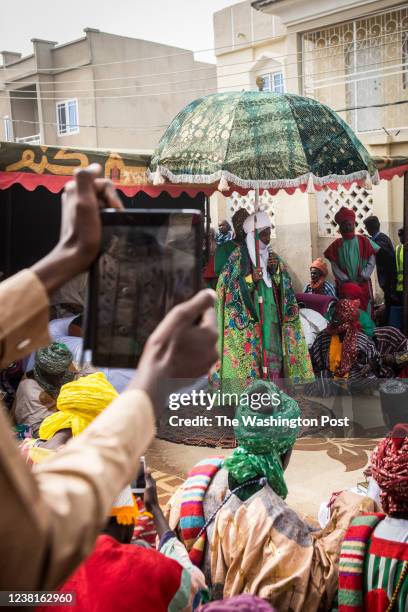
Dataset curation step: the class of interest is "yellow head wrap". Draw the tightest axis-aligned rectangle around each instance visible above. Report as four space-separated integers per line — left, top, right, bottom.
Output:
39 372 118 440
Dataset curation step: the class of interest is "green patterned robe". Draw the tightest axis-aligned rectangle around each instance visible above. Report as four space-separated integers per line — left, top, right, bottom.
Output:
210 245 314 397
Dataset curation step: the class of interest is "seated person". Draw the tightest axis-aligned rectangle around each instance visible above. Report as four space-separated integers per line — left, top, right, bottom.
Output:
373 325 408 378
37 471 206 612
13 343 74 437
27 315 134 393
0 360 24 410
21 378 206 612
372 326 408 379
303 258 336 296
166 381 376 609
338 424 408 611
338 281 375 337
26 315 83 372
308 299 380 397
49 273 87 319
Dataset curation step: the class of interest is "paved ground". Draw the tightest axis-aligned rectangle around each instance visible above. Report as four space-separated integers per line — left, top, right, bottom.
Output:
147 434 378 518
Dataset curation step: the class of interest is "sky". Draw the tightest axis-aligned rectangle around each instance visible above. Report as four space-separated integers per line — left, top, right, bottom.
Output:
0 0 235 64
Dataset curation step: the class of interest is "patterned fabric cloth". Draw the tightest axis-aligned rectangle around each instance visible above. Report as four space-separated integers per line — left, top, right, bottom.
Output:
132 496 157 547
210 245 313 396
149 91 378 190
371 425 408 515
224 381 300 499
166 482 377 607
338 512 385 611
373 326 408 378
308 327 379 397
216 231 233 245
326 299 361 377
39 372 118 439
363 518 408 611
179 457 224 567
303 281 336 297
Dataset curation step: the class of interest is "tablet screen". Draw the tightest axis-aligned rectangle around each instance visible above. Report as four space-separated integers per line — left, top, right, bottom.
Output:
87 209 202 368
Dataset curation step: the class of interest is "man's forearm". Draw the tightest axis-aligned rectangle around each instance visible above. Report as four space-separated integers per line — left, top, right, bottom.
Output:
32 246 87 298
331 261 349 283
33 389 156 588
150 504 172 539
360 254 376 280
0 270 50 367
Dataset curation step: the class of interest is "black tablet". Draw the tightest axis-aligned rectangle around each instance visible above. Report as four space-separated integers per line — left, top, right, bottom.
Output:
85 208 203 368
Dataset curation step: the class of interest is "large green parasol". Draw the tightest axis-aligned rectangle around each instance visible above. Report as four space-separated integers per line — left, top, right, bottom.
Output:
149 91 378 192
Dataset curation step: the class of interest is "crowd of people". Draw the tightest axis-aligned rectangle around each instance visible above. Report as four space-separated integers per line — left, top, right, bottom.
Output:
207 206 408 400
0 168 407 611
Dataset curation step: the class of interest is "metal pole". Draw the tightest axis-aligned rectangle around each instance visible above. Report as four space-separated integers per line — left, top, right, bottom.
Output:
403 172 408 335
204 196 211 266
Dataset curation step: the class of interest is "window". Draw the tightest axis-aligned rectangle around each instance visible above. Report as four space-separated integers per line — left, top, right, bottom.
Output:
403 33 408 90
3 116 13 142
56 99 79 136
260 71 284 93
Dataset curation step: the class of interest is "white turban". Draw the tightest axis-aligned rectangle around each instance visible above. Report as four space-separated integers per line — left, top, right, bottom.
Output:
243 212 272 287
243 211 271 235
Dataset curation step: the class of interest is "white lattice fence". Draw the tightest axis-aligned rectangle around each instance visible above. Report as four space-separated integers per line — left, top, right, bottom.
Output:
317 184 373 237
227 190 277 237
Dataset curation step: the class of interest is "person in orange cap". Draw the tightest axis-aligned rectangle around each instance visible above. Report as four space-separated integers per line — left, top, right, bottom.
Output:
303 257 336 296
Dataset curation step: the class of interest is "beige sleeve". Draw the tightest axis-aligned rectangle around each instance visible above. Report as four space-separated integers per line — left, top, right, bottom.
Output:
33 389 156 588
0 270 50 367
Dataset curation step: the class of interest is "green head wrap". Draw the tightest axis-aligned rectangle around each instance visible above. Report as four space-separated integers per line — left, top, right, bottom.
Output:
224 381 300 499
33 342 74 398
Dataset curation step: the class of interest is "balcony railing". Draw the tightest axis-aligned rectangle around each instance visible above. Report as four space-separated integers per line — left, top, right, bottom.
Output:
15 134 41 145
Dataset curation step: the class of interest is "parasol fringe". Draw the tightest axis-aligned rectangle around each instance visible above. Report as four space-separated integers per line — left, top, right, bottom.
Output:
153 168 166 186
218 173 230 192
307 174 316 194
365 175 373 189
148 166 379 191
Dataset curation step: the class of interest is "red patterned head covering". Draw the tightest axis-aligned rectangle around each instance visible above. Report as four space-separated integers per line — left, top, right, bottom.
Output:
334 207 356 225
338 282 369 312
371 424 408 514
327 299 361 377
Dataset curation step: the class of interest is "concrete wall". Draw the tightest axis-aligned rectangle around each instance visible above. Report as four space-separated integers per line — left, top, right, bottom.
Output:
214 0 408 297
52 67 97 147
1 29 217 150
10 94 39 138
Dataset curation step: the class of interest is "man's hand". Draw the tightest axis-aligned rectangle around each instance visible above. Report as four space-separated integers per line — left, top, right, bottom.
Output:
143 469 160 514
130 289 218 417
252 267 263 282
383 354 396 367
33 164 123 296
360 363 372 377
143 469 172 538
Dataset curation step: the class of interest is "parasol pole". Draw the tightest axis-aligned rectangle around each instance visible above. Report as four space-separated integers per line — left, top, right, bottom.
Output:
403 172 408 335
254 186 268 380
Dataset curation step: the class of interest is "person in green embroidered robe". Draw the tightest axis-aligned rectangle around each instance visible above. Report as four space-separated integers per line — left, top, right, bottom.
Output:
210 211 313 397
